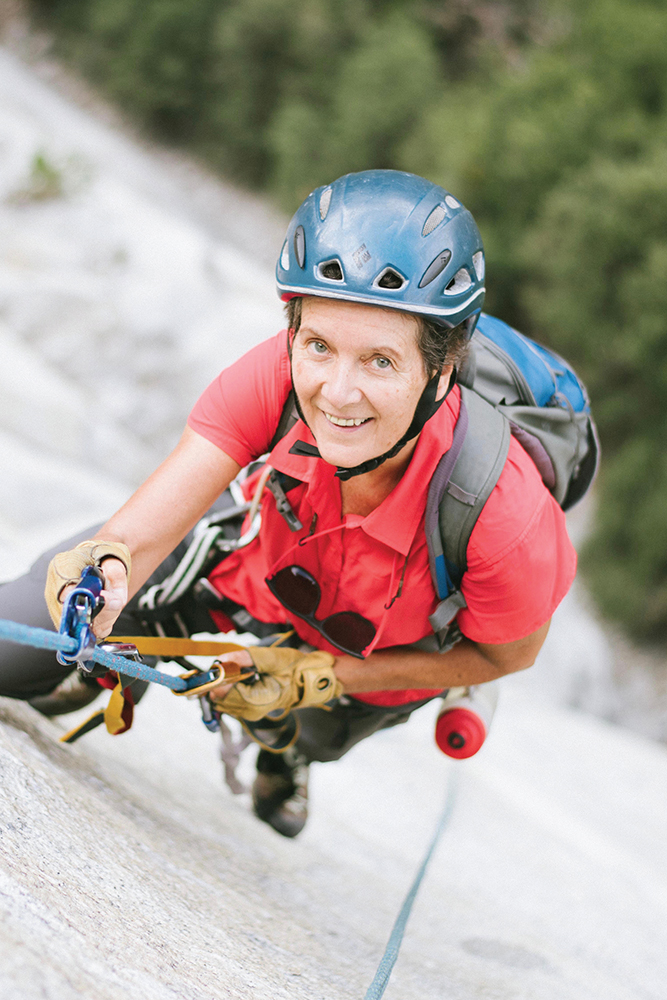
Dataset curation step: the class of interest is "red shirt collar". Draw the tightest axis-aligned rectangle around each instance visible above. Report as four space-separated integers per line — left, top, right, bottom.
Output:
269 386 461 557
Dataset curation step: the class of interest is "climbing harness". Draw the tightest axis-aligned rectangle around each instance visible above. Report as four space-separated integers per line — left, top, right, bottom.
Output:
364 768 460 999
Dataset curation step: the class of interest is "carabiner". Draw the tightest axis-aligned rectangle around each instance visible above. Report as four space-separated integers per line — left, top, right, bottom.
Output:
57 565 105 668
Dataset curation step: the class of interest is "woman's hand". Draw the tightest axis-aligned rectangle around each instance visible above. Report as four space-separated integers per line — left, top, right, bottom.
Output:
54 557 129 639
207 647 342 721
91 557 129 638
45 540 131 635
207 649 255 702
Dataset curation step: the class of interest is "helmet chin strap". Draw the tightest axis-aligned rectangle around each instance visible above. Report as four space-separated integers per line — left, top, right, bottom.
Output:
288 368 457 480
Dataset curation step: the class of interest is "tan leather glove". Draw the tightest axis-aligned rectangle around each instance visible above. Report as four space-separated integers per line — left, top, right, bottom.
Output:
210 646 344 722
44 540 132 628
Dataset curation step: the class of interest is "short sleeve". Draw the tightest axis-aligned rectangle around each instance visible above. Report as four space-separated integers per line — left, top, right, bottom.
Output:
187 332 292 468
457 437 577 644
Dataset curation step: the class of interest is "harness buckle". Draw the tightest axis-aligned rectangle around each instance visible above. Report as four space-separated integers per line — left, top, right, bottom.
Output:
267 469 303 532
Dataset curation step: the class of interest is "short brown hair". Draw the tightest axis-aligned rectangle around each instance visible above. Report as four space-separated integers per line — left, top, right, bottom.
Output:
285 296 469 378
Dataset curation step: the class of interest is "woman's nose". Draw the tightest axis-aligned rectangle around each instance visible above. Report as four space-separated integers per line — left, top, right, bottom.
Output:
321 362 363 409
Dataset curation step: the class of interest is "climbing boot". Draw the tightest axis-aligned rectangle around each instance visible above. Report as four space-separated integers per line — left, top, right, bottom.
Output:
29 672 101 717
252 747 309 838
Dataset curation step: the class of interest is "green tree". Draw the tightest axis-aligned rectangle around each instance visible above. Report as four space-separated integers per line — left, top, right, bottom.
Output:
269 11 439 207
205 0 367 185
520 151 667 639
404 0 667 322
103 0 222 136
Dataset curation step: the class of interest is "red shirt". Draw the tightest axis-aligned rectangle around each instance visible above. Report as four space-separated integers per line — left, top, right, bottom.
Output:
188 332 577 706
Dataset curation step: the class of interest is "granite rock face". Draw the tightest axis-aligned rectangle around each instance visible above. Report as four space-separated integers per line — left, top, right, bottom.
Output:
0 693 372 1000
1 680 666 1000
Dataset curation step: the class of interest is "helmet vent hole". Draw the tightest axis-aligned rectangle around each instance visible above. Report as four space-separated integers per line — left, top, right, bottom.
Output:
319 186 332 221
280 241 289 270
419 249 452 288
444 268 473 295
294 226 306 269
318 259 344 281
422 204 447 237
472 251 485 281
376 268 405 290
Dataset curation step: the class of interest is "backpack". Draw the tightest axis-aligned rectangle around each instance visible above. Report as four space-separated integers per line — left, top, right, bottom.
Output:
424 313 599 648
269 313 599 649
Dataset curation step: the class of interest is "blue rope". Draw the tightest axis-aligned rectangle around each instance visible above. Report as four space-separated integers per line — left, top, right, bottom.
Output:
0 618 188 692
364 769 460 1000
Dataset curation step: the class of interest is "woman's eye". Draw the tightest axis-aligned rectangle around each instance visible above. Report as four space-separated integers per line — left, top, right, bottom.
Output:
311 341 328 354
374 356 392 369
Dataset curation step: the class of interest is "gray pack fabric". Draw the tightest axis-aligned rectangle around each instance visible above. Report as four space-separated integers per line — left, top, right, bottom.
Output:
460 318 599 510
426 388 511 649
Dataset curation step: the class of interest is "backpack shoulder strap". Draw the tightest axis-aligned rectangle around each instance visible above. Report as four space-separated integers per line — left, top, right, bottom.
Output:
439 387 511 575
265 389 305 532
269 389 298 450
427 386 511 646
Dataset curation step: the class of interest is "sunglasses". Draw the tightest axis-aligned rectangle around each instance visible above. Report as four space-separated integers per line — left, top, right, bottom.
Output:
265 565 376 659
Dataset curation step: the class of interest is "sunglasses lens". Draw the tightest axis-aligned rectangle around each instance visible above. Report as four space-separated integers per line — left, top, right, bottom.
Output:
269 565 320 616
323 612 376 656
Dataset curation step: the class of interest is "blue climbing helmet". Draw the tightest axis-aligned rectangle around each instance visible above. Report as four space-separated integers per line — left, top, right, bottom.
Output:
276 169 485 336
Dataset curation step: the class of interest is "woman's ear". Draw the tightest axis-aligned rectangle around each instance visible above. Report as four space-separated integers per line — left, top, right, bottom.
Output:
435 365 455 401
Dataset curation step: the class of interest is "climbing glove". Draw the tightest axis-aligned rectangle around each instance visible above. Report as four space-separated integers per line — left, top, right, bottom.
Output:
210 646 344 722
45 540 132 628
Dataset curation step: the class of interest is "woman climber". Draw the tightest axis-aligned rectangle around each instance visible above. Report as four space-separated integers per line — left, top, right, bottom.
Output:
0 170 580 837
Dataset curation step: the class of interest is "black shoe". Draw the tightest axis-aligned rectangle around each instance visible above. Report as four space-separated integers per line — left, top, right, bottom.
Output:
252 748 309 838
29 672 101 717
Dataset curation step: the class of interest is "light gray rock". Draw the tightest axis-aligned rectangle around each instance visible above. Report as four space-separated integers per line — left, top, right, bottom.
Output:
0 43 285 487
1 680 665 1000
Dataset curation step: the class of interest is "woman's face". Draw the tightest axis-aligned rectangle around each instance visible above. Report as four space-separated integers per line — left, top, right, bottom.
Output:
291 297 447 472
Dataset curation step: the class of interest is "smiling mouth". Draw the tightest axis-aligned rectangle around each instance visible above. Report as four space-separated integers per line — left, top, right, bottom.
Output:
324 412 372 428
